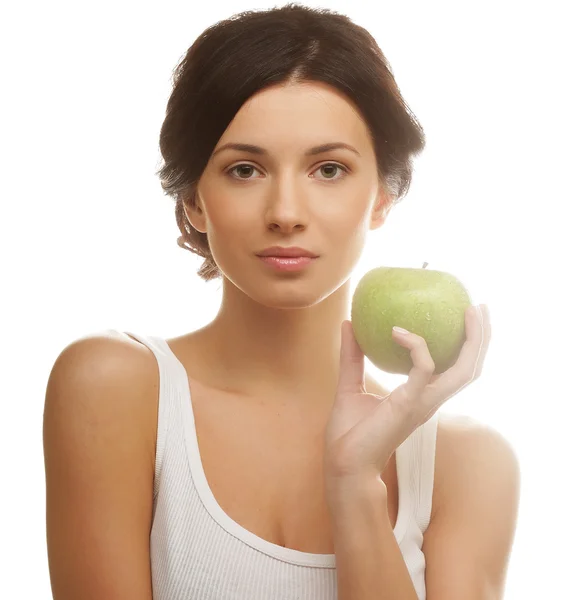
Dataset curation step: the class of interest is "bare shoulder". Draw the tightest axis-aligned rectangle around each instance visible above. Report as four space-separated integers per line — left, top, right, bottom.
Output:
435 411 518 462
422 412 521 597
433 412 520 518
52 328 153 369
46 329 159 452
43 330 158 599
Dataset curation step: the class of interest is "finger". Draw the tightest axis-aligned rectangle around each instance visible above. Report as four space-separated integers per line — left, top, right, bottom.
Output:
427 304 491 402
336 320 366 396
477 304 492 375
470 304 491 379
391 327 435 411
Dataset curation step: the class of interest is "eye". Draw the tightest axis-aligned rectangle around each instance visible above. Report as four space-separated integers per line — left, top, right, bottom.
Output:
227 164 260 181
226 162 350 182
314 163 349 181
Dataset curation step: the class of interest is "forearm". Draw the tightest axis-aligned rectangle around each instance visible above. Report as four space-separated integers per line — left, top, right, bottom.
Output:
327 477 419 600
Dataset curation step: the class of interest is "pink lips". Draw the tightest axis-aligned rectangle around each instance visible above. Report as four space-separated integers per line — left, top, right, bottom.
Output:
258 256 317 272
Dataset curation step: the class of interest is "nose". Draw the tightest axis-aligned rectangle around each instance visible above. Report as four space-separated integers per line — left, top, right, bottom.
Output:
264 179 309 233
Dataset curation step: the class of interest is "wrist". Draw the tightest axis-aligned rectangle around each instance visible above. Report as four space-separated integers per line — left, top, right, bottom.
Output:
325 473 388 512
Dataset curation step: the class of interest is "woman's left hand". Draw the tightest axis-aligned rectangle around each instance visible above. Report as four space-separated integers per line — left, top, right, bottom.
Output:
323 304 491 486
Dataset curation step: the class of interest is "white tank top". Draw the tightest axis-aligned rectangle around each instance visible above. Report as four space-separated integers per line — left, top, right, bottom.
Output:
123 331 440 600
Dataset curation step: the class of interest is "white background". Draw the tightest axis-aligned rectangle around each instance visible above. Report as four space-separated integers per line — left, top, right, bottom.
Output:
1 0 560 597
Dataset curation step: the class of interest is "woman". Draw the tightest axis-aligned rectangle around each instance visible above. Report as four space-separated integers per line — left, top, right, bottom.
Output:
43 4 520 599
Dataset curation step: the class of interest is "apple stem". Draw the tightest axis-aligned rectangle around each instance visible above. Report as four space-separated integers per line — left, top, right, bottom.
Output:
422 262 428 269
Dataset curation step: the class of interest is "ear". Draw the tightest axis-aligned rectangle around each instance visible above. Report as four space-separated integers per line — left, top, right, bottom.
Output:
369 188 392 231
183 193 207 234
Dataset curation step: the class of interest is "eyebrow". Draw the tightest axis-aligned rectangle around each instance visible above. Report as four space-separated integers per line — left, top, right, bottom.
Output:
211 142 361 159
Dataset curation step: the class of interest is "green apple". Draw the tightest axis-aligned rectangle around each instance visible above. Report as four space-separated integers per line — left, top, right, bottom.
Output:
351 263 473 375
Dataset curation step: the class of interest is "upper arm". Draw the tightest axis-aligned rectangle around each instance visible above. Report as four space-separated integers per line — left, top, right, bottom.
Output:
422 418 521 599
43 331 158 600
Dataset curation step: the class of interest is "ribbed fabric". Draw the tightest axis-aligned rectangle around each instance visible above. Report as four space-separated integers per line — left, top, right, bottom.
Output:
123 331 440 600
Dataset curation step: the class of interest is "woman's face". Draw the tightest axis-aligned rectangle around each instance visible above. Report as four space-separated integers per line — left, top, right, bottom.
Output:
187 81 389 308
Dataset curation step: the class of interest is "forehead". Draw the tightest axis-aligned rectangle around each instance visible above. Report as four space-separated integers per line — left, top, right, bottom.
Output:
221 81 373 156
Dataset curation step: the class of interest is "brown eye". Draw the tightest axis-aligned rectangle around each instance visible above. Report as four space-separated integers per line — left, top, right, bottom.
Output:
228 164 258 179
317 163 344 180
312 162 349 182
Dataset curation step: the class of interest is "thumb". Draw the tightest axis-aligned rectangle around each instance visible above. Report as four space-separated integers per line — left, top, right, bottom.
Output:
336 320 366 396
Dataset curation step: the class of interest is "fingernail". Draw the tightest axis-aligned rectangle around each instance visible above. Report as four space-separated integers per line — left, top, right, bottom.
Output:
393 326 410 335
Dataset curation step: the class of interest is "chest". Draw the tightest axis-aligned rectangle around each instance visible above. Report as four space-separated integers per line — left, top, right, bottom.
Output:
189 381 399 554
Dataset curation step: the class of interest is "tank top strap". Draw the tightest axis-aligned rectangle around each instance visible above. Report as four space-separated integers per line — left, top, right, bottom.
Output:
406 410 440 534
122 331 170 361
121 331 185 501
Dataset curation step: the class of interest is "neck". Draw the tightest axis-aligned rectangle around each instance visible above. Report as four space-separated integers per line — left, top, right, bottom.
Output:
199 277 353 405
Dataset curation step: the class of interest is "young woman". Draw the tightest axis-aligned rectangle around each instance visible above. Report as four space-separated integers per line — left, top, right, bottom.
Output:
43 4 519 599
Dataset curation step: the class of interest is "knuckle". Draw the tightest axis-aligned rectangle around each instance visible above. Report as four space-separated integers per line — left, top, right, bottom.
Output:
420 355 435 373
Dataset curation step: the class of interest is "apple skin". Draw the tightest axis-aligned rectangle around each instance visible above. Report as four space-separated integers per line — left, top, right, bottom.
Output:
351 266 473 375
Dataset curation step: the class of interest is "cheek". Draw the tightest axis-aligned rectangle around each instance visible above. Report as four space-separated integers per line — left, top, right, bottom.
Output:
325 207 371 251
203 199 254 259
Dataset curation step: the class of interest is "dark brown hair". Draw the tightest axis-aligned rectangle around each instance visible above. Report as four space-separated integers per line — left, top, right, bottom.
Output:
156 2 426 281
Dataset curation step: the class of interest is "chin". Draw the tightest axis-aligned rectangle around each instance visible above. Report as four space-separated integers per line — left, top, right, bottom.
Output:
252 277 348 310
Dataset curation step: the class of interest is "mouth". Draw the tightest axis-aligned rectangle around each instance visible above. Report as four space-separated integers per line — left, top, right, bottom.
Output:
257 255 318 272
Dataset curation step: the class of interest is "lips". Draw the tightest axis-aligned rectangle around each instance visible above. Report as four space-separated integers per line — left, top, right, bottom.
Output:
258 255 317 272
